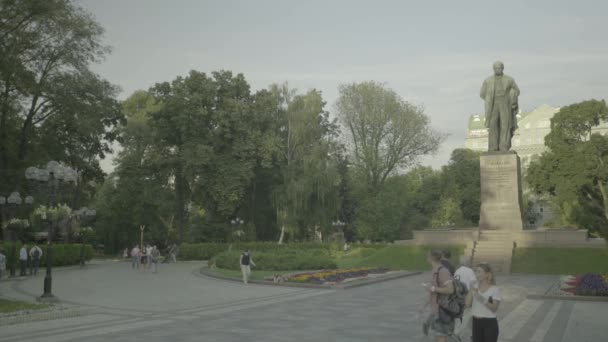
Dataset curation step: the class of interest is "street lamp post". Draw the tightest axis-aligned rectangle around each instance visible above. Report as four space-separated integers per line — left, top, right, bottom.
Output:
74 207 95 267
230 217 245 241
25 162 77 301
140 225 145 252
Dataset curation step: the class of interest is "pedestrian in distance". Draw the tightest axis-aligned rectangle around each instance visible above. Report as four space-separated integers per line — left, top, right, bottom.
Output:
29 243 43 275
19 244 28 276
151 246 160 273
0 248 6 280
169 243 178 263
131 244 140 269
466 263 501 342
239 250 256 284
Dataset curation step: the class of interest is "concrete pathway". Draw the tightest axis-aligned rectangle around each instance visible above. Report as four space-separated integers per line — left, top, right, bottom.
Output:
0 261 606 342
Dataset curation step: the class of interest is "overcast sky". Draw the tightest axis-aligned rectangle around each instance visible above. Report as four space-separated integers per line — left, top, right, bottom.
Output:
78 0 608 173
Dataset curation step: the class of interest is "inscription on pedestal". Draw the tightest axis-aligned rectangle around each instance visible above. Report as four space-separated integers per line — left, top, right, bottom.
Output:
479 153 524 231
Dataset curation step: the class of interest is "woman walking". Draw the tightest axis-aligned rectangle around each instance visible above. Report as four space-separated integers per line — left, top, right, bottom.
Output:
466 263 501 342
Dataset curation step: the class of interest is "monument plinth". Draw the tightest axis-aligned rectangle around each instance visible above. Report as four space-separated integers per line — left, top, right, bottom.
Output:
479 151 524 231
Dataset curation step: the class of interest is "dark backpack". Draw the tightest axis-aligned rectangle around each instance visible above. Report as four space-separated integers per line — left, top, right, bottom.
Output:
435 266 468 322
33 248 40 259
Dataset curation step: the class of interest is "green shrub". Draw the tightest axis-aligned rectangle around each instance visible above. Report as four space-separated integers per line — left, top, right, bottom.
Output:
213 250 337 271
0 242 93 267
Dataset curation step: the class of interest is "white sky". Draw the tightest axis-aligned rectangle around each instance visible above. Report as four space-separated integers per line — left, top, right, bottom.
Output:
78 0 608 173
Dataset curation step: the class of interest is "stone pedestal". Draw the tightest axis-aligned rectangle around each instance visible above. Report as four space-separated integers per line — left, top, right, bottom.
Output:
479 152 524 231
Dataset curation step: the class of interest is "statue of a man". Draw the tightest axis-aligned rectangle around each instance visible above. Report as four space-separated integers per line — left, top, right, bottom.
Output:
480 61 520 151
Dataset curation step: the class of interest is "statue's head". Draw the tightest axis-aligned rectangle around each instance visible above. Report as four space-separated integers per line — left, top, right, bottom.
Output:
493 61 504 76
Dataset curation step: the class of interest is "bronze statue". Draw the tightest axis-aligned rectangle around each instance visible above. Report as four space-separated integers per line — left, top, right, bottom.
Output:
480 61 520 151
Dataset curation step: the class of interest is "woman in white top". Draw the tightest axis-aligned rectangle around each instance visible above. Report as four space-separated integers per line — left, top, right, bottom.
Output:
466 263 501 342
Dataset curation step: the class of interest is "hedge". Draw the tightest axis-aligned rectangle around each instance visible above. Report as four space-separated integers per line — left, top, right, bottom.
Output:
179 242 388 261
213 250 337 271
0 242 93 267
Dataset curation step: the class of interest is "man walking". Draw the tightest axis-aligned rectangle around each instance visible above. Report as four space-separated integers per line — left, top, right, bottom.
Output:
455 255 476 340
29 243 43 275
19 244 28 276
131 244 140 269
239 250 256 284
151 246 160 273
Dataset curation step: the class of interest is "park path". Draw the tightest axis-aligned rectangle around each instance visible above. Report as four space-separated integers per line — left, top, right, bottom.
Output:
0 261 605 341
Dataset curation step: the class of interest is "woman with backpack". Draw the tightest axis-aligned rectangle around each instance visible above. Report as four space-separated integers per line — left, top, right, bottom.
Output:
420 250 456 342
466 263 501 342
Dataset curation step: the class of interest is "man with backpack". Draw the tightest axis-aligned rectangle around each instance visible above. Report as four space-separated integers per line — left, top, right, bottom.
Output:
420 250 468 342
29 243 43 276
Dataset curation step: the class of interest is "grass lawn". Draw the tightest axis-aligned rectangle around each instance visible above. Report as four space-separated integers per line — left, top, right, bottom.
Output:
511 247 608 275
0 299 49 313
339 245 465 270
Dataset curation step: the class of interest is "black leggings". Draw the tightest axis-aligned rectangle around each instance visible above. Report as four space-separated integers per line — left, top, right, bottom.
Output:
472 317 499 342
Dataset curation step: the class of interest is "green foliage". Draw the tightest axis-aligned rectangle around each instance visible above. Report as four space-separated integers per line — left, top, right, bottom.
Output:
511 247 608 274
0 0 124 192
212 250 337 271
353 175 412 241
335 81 444 193
527 100 608 238
270 84 342 242
0 242 93 267
430 197 464 228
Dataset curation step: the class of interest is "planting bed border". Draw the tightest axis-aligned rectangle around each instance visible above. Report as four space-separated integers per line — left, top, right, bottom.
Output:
199 266 421 289
526 278 608 302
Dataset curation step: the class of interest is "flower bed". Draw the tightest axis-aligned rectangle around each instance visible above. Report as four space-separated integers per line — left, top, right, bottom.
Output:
286 267 389 284
559 273 608 297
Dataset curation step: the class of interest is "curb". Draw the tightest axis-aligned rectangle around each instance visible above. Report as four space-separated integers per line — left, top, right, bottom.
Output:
526 294 608 302
199 267 422 290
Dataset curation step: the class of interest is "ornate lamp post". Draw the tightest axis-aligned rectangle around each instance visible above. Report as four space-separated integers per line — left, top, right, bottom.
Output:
230 217 245 242
25 161 77 301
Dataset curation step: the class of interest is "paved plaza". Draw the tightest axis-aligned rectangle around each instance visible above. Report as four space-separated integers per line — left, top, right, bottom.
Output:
0 261 606 342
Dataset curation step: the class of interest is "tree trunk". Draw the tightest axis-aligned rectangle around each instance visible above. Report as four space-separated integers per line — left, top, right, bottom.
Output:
17 94 39 161
278 225 285 244
598 180 608 221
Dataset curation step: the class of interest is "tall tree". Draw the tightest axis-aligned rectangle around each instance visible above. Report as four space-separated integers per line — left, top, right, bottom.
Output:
335 81 443 193
0 0 122 189
271 85 342 242
439 148 481 225
527 99 608 238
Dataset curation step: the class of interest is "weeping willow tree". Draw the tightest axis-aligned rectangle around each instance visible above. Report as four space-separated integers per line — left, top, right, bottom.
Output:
272 86 342 243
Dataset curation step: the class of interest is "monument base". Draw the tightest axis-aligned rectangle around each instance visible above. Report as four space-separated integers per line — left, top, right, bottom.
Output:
479 151 524 231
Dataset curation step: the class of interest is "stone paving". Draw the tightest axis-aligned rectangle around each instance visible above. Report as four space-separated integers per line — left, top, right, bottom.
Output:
0 261 606 341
